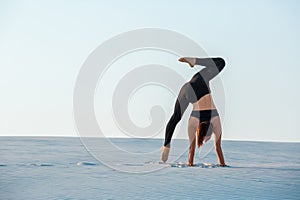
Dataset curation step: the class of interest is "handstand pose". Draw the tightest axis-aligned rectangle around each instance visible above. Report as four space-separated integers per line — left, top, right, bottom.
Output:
161 57 226 166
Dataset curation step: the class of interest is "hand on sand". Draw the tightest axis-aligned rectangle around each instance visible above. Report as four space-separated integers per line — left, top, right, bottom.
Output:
178 57 196 67
218 164 230 167
161 146 170 163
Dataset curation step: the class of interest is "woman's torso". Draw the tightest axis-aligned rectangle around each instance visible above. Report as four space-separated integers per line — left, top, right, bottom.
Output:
192 93 216 111
192 93 218 143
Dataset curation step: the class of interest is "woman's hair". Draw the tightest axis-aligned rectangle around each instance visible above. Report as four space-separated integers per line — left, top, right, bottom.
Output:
197 121 213 148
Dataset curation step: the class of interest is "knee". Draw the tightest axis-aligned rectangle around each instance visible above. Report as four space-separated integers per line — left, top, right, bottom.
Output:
214 57 226 71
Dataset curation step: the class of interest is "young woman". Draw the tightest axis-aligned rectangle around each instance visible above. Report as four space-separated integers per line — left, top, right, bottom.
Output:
161 57 227 166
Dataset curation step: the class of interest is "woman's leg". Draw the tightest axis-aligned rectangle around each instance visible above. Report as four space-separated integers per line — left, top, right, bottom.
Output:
178 57 196 67
163 85 189 147
179 57 226 81
179 57 225 71
195 57 225 71
187 116 199 166
197 57 226 81
161 84 189 163
210 116 226 166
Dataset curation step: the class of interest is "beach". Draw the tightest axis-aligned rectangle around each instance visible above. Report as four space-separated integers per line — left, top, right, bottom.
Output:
1 137 299 199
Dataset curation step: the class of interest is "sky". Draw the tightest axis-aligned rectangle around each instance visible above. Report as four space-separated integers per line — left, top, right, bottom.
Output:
0 0 300 142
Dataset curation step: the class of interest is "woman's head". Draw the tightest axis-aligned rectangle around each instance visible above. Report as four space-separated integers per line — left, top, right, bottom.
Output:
197 121 213 148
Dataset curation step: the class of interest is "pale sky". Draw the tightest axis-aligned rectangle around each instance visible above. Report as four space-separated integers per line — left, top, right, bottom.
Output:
1 0 300 142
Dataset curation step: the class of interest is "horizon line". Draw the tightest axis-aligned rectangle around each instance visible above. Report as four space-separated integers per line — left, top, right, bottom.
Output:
0 135 299 144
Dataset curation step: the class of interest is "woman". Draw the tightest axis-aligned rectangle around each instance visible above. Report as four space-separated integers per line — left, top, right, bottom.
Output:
161 57 226 166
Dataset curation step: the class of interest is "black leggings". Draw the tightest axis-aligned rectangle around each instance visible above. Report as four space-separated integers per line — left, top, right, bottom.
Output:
164 57 225 147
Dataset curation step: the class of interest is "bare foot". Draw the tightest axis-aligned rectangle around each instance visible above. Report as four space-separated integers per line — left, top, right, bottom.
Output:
187 162 193 167
161 146 170 163
178 57 196 67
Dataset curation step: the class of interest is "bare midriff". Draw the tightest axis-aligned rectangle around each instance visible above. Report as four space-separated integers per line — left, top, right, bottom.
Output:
192 93 216 111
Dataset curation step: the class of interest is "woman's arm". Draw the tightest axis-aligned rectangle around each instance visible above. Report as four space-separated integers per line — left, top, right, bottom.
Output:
214 134 226 166
188 137 196 166
211 116 226 166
